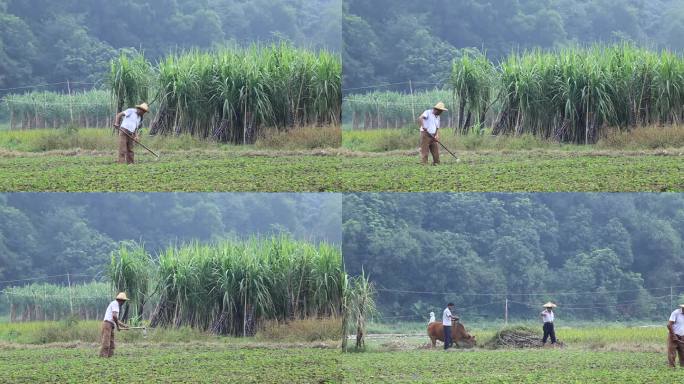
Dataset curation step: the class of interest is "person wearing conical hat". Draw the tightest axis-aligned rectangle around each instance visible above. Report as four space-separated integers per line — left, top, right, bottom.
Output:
667 304 684 367
99 292 130 358
114 103 149 164
540 302 557 346
417 102 448 165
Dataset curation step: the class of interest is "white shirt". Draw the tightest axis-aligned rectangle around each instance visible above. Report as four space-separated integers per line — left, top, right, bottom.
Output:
120 108 142 133
103 300 120 323
541 309 555 323
442 307 453 326
420 109 440 135
670 309 684 336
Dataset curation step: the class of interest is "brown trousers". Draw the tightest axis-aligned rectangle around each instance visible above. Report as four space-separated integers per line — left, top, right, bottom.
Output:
118 130 135 164
668 334 684 367
420 131 440 165
99 321 116 358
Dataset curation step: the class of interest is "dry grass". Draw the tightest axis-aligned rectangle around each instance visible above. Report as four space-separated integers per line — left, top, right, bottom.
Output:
256 317 342 342
597 125 684 149
255 125 341 149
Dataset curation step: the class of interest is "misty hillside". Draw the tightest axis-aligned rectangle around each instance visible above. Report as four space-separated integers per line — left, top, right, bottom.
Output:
0 193 341 283
0 0 341 90
343 193 684 320
343 0 684 90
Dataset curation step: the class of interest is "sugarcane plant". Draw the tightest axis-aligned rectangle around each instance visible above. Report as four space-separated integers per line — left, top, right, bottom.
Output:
343 89 453 129
341 270 377 352
109 242 153 323
108 43 341 144
2 90 113 129
1 282 112 322
106 235 343 337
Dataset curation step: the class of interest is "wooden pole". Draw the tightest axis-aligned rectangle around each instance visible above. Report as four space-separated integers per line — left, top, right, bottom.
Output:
67 272 74 315
504 298 508 326
243 291 247 338
67 80 74 126
409 80 416 123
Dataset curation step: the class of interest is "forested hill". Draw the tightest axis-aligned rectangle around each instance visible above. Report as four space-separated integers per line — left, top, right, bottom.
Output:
0 0 341 90
0 193 341 283
343 194 684 320
343 0 684 90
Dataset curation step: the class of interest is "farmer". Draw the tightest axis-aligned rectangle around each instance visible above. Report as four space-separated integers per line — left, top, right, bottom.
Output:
667 304 684 367
442 302 457 350
99 292 129 358
114 103 149 164
418 102 448 165
540 302 557 346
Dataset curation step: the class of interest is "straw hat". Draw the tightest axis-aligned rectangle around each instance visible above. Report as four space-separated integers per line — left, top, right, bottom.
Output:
543 302 557 308
433 102 448 111
116 292 129 301
135 103 149 113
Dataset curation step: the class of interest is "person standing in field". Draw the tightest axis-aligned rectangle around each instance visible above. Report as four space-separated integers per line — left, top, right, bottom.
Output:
100 292 129 358
417 102 448 165
540 302 557 346
442 302 457 350
114 103 149 164
667 304 684 367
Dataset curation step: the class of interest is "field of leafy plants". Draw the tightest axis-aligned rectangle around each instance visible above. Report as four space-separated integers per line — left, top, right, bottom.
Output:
0 150 681 192
1 343 342 383
340 349 678 383
338 151 683 192
0 151 342 192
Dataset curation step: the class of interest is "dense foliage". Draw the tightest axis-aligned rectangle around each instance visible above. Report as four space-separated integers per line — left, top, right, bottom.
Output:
343 0 684 90
110 237 343 335
2 282 111 322
0 0 341 91
345 45 684 144
343 193 684 320
0 193 341 283
2 90 113 129
109 45 341 143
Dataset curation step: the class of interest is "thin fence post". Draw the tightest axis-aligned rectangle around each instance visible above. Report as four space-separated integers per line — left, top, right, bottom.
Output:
409 80 416 124
243 291 248 338
67 272 74 316
504 298 508 326
67 80 74 126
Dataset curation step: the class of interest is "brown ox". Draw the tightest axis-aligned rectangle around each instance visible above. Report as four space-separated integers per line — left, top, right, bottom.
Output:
427 320 476 348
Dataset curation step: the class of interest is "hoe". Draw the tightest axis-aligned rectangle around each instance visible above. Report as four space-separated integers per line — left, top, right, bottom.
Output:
115 126 160 159
122 326 148 338
426 132 460 161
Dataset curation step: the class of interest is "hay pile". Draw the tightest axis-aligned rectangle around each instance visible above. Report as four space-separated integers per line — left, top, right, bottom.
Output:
485 326 564 349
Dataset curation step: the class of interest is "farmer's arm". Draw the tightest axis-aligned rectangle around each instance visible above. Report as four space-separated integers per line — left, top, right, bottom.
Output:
668 320 677 340
112 311 128 331
114 112 125 127
417 114 426 127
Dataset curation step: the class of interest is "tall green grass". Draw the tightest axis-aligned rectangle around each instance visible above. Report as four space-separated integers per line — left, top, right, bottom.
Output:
343 89 453 130
110 243 152 322
482 44 684 143
110 44 341 144
2 90 113 129
110 236 344 337
345 44 684 144
108 52 153 113
1 282 111 322
451 52 496 133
